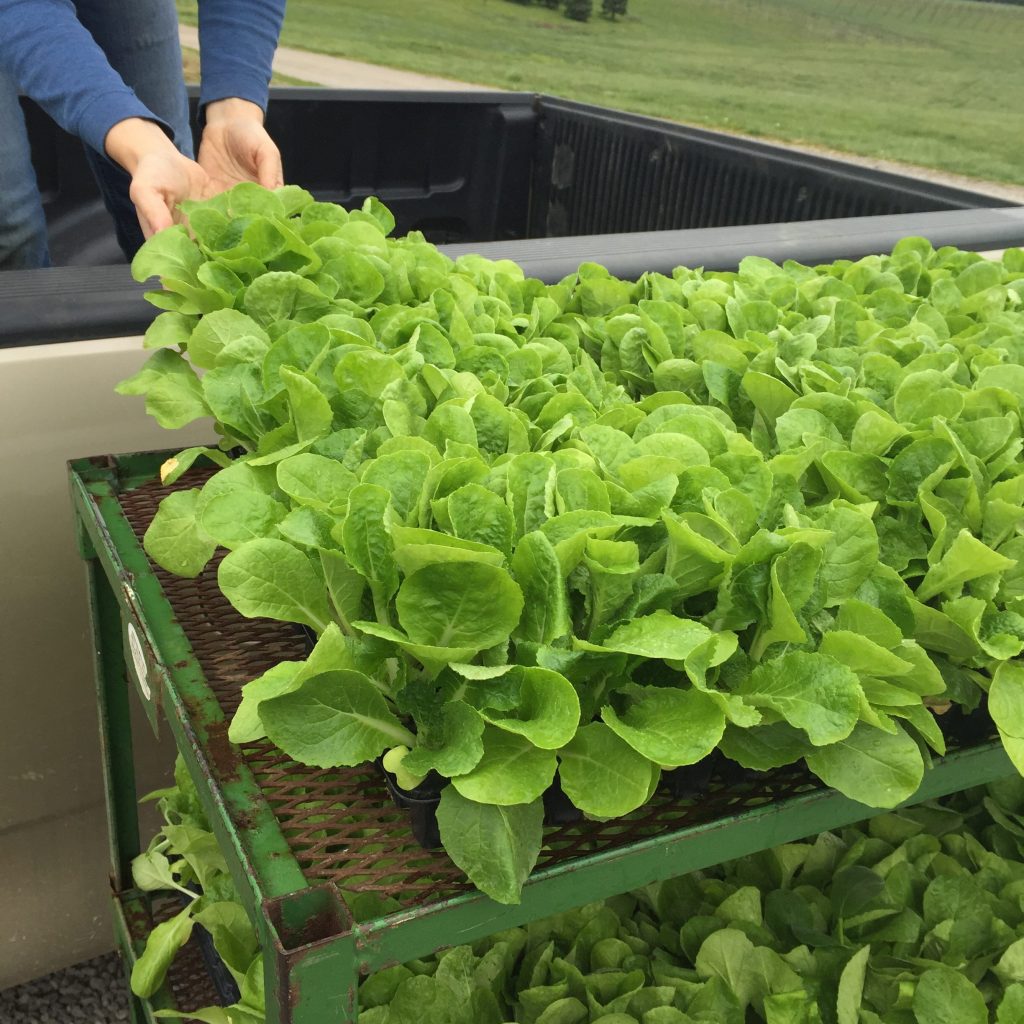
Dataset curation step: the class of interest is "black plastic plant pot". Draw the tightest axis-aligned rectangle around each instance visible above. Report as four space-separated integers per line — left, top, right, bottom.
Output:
378 761 446 849
193 920 242 1006
378 761 587 851
709 751 755 789
178 891 242 1006
661 758 717 800
381 757 755 852
542 775 584 826
296 623 318 654
937 700 995 749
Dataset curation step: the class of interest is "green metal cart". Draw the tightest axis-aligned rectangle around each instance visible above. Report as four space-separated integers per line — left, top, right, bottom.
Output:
71 450 1015 1024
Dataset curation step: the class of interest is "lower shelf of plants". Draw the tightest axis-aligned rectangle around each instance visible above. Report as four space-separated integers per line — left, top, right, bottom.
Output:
118 783 1024 1024
114 890 227 1023
73 450 1019 1024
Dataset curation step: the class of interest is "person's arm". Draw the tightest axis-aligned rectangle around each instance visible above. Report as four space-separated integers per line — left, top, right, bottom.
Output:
197 0 285 114
195 0 286 190
0 0 167 156
0 0 211 237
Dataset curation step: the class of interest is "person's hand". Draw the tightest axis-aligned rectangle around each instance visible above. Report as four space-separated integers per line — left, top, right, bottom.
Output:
105 118 211 238
197 98 283 194
104 99 284 241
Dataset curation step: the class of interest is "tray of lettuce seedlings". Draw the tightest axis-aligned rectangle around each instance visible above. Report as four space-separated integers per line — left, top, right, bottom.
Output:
130 757 1024 1023
115 182 1024 903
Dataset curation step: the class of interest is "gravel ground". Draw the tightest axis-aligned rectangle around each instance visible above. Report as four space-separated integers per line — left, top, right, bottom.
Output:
0 953 129 1024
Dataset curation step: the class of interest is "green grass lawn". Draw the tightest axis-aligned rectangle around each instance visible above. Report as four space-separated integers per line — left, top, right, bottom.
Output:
178 0 1024 185
181 46 312 87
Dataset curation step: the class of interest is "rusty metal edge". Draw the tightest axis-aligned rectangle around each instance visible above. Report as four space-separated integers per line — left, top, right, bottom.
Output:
71 455 307 905
263 885 360 1024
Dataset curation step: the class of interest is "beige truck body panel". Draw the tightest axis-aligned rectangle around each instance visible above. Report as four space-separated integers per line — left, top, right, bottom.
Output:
0 337 211 989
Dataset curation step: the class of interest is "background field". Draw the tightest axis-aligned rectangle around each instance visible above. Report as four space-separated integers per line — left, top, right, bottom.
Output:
180 46 311 86
179 0 1024 187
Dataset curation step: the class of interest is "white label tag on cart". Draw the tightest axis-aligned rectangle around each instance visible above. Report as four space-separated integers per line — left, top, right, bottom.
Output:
127 621 152 700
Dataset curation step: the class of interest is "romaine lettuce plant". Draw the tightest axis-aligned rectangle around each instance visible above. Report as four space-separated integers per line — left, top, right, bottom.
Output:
128 759 264 1023
118 183 1024 902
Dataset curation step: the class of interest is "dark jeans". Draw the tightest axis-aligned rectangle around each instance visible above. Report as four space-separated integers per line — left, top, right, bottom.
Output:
0 0 193 270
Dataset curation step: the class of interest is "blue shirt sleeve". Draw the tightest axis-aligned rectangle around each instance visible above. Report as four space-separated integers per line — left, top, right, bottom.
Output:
0 0 284 159
0 0 167 155
197 0 286 113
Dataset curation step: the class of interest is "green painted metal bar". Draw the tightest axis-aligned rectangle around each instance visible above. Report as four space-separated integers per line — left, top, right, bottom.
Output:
354 741 1013 971
86 555 143 890
260 884 359 1024
72 458 309 1024
73 480 301 1024
291 937 360 1024
72 461 307 903
269 927 361 1024
73 454 371 1024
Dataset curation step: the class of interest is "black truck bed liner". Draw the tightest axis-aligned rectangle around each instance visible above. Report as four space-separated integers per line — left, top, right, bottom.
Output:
3 88 1017 347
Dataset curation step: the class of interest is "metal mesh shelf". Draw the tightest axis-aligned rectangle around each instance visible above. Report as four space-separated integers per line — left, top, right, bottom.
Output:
121 470 823 906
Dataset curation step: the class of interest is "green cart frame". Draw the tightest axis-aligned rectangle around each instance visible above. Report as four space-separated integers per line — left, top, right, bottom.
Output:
71 451 1015 1024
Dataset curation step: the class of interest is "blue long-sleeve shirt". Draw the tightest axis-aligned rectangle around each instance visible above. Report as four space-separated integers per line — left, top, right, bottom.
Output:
0 0 285 155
